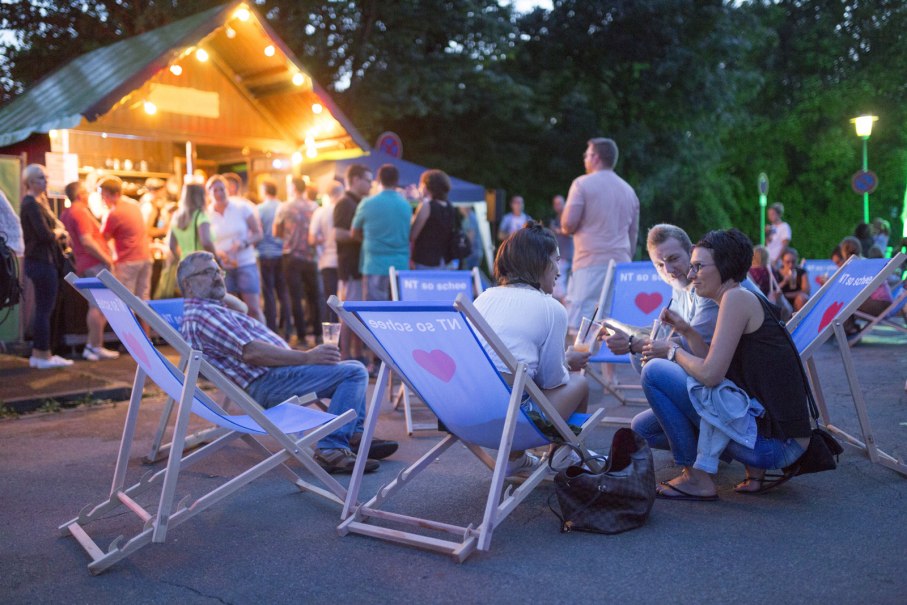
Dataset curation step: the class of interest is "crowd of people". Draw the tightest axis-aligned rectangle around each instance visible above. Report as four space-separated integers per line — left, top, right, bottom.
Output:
4 135 906 482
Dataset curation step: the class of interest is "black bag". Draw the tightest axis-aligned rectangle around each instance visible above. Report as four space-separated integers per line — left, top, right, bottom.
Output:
0 231 22 314
550 428 655 535
445 205 471 263
784 427 843 476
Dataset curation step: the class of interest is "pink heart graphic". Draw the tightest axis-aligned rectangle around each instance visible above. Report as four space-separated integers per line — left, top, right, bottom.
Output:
124 332 151 368
635 292 663 315
412 349 456 383
818 301 844 333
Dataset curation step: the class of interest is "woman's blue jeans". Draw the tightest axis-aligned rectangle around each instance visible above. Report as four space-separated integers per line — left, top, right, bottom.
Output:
24 259 58 351
631 359 805 470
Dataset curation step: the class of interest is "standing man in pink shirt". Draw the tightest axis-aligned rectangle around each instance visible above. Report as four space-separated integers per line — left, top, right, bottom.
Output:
99 175 153 299
561 137 639 333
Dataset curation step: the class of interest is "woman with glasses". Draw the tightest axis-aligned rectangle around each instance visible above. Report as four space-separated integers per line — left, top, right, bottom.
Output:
637 228 810 500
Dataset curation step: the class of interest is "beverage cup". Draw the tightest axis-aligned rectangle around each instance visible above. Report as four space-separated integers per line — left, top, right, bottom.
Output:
574 317 603 352
322 322 341 347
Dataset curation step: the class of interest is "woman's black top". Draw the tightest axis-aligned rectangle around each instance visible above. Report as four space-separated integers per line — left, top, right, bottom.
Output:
412 199 455 266
780 267 807 294
725 296 812 440
20 195 60 265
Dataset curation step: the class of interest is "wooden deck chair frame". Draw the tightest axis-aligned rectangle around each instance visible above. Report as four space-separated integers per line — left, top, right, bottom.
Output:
329 293 605 561
60 271 357 574
584 260 673 422
848 280 907 345
387 266 483 434
786 253 907 477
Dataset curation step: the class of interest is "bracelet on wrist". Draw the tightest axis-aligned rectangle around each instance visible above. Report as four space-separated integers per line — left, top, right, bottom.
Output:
627 334 635 353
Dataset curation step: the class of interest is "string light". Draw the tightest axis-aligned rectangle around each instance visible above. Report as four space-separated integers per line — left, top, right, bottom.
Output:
292 73 305 86
169 65 183 76
235 7 251 21
196 48 209 62
312 103 323 114
264 45 275 57
225 27 236 39
143 101 158 115
292 151 303 165
306 147 317 158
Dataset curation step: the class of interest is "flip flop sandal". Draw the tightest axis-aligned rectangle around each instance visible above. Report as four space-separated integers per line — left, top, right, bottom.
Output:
655 480 719 502
734 470 796 495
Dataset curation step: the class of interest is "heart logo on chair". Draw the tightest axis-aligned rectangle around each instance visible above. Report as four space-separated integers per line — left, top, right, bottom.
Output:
123 333 151 367
817 301 844 333
412 349 456 383
635 292 663 315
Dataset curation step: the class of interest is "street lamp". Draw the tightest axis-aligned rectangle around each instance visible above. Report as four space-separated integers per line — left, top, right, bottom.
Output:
851 114 878 223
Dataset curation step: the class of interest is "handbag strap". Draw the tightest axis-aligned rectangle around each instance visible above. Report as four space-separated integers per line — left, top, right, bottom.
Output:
756 294 820 422
192 210 200 251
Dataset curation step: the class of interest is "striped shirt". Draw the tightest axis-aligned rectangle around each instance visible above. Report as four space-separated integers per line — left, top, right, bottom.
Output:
181 297 287 388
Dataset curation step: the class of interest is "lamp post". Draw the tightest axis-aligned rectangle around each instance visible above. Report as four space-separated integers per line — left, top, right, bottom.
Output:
851 114 878 223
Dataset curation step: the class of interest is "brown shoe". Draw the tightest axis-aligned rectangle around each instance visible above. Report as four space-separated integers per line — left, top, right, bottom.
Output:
314 448 379 474
349 433 399 460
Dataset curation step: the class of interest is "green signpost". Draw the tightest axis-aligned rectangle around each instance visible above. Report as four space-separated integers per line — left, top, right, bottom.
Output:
758 172 769 246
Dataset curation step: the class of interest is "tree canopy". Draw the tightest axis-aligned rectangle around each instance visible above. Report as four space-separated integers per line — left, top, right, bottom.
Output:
1 0 905 258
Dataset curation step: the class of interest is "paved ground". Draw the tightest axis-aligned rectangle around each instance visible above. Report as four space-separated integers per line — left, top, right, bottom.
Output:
1 326 905 604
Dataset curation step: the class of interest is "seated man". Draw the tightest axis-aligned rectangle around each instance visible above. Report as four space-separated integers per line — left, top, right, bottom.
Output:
177 251 397 474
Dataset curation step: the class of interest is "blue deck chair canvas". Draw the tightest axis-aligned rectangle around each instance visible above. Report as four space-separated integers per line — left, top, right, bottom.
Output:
585 261 673 415
61 272 357 574
786 253 907 477
388 266 483 434
329 294 605 560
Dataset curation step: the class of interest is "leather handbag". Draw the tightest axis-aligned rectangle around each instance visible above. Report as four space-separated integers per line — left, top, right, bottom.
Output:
550 428 655 535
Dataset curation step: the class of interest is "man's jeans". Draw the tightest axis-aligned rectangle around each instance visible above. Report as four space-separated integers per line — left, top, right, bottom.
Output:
631 359 806 470
259 256 290 335
245 360 367 451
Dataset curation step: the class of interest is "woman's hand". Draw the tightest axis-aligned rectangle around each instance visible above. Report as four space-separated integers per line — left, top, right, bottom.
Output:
641 339 673 362
565 346 591 372
660 307 690 335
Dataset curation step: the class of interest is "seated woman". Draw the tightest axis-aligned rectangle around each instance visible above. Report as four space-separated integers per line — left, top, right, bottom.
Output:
835 237 894 336
473 222 591 475
778 247 810 311
637 228 811 500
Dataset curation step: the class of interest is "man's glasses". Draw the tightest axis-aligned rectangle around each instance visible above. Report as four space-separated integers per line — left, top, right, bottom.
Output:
186 267 225 280
687 262 715 275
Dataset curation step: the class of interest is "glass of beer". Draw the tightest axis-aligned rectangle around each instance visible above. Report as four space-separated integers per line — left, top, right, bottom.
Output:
322 322 341 347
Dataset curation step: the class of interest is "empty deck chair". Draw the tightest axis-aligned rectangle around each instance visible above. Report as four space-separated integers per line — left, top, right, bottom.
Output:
787 253 907 477
388 266 483 434
60 271 357 574
330 294 605 560
585 261 673 413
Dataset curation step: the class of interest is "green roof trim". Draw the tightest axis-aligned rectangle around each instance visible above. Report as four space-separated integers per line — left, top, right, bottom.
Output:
0 4 233 147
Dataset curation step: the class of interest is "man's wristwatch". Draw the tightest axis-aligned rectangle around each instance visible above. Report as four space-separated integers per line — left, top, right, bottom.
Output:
667 344 680 362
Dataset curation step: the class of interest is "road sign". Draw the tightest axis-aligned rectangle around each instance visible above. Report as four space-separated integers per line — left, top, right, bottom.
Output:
375 132 403 159
851 170 878 195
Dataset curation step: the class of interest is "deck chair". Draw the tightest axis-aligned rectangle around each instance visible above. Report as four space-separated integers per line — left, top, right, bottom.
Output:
388 266 483 434
329 294 606 560
60 271 357 574
142 299 327 463
786 253 907 477
585 261 673 416
848 280 907 344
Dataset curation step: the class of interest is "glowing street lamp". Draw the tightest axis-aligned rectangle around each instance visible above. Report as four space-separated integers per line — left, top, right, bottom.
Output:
851 114 878 223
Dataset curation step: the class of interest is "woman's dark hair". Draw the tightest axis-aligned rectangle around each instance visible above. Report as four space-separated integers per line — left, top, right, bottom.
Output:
494 221 557 289
840 236 862 259
695 228 753 283
419 169 451 201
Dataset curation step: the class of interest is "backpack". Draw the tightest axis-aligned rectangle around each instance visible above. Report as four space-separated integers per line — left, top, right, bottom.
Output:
0 231 22 322
445 205 471 264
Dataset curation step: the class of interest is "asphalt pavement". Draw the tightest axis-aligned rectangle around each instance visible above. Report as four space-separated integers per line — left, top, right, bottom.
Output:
1 326 905 604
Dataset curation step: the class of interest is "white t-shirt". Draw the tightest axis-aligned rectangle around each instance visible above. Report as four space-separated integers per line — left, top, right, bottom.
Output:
309 199 338 269
473 285 570 389
209 198 258 268
766 221 791 264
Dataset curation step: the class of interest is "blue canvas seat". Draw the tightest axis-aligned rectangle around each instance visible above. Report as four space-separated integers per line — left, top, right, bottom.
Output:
387 266 483 434
60 272 356 574
330 294 605 560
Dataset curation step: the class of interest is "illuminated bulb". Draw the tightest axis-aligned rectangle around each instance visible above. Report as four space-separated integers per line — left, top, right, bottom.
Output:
292 73 305 86
49 129 59 138
170 64 183 76
196 48 209 62
292 151 303 165
305 136 315 147
311 103 323 114
264 45 275 57
143 101 158 115
101 133 108 139
272 159 284 169
225 27 236 39
235 7 250 21
306 147 317 159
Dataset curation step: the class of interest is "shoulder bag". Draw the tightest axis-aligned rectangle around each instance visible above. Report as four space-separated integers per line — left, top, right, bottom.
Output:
445 203 471 264
549 428 655 535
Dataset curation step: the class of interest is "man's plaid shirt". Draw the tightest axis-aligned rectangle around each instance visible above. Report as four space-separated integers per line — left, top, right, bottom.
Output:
181 297 288 388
